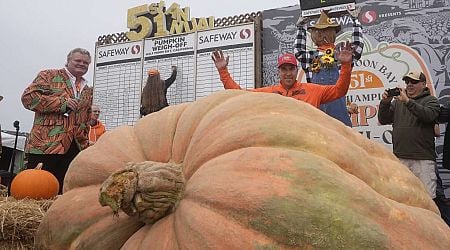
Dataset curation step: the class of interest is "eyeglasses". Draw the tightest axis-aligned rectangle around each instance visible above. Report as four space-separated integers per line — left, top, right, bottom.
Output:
92 110 101 113
404 79 420 85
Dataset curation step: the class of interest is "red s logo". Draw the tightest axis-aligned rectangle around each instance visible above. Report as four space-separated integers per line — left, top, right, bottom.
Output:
240 29 251 39
361 11 377 25
131 45 141 54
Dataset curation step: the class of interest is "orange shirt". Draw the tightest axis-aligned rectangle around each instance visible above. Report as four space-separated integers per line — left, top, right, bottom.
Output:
219 62 352 108
89 120 106 143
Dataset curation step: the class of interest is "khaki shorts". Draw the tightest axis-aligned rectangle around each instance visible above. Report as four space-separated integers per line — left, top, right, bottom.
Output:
399 158 437 199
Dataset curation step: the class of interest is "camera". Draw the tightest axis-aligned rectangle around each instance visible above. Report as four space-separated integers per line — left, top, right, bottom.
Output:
387 87 401 97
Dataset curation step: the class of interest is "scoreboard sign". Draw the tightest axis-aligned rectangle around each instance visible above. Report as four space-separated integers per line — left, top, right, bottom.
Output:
299 0 355 17
94 23 255 130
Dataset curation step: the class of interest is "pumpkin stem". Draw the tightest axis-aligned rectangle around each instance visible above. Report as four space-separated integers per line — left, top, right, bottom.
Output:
36 162 43 170
99 161 184 224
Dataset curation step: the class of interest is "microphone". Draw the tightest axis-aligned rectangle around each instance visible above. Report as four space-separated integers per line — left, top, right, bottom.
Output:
63 108 72 117
63 97 79 117
13 120 20 129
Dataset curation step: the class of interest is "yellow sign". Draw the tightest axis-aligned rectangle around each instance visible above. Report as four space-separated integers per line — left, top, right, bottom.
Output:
126 1 215 41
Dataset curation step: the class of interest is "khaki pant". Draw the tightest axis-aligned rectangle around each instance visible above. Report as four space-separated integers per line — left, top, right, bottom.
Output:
399 158 437 199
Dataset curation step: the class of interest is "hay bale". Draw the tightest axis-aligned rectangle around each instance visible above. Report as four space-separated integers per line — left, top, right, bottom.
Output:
0 240 33 250
0 184 54 249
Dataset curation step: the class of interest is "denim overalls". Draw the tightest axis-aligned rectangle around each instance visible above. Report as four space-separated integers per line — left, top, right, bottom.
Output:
311 66 352 127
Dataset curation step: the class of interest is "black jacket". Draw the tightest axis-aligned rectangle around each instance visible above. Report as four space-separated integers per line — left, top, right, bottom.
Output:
378 88 440 160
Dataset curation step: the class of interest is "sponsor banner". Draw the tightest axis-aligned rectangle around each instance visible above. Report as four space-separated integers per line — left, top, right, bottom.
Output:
301 3 356 17
96 41 142 65
197 23 254 50
299 0 355 15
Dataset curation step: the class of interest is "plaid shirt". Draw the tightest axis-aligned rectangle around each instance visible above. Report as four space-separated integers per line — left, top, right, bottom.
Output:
294 18 364 83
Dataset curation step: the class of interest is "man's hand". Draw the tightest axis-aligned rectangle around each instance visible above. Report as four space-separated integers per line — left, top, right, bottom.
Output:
396 87 410 103
67 98 79 111
347 6 361 19
348 102 359 114
381 90 394 104
335 41 353 63
211 49 229 70
296 15 309 26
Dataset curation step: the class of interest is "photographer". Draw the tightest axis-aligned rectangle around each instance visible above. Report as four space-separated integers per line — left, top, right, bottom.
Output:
378 71 440 199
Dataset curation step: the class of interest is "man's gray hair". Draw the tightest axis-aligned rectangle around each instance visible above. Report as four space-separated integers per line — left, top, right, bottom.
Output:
67 48 91 63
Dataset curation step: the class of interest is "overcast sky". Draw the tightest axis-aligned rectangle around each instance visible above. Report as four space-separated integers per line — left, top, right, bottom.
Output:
0 0 298 132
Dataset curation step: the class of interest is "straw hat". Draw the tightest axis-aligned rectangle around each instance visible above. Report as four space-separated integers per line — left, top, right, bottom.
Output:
309 11 341 32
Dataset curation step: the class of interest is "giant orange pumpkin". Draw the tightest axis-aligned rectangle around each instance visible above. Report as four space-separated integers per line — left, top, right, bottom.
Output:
37 90 450 249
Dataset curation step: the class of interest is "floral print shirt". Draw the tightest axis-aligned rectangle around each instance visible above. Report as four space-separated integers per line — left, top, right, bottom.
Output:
21 69 92 154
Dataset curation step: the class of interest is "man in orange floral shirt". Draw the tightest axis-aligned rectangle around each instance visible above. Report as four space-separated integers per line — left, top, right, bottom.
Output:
21 48 93 193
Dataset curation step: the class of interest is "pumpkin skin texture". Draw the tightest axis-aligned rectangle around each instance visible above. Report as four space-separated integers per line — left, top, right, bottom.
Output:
37 90 450 249
11 164 59 199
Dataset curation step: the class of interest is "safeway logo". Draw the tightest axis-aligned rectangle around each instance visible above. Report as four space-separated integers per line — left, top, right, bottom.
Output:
240 29 251 39
131 45 141 54
360 11 377 25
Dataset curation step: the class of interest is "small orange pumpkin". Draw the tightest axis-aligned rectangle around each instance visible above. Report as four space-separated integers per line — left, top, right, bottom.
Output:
11 163 59 199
